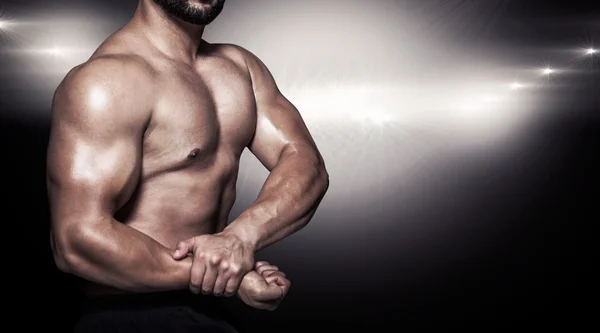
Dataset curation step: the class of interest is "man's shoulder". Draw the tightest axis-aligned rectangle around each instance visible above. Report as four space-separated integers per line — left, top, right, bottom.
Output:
57 51 154 99
72 27 157 82
62 53 154 91
211 43 250 59
52 54 155 121
209 43 264 70
209 43 273 84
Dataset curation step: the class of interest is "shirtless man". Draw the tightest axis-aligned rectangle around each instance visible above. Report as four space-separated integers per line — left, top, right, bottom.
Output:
46 0 329 331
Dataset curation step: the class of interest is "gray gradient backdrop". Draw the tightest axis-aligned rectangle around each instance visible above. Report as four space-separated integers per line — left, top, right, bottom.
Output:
0 0 597 330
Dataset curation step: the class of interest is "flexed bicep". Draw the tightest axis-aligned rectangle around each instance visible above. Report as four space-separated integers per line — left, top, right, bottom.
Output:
47 59 148 239
44 57 191 292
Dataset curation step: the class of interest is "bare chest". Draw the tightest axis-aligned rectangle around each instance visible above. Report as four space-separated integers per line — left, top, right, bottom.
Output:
142 61 256 176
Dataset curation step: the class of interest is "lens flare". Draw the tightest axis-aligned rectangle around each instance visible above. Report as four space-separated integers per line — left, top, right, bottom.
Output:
510 82 523 90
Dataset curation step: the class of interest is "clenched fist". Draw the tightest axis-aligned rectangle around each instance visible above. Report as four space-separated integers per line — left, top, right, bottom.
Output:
173 233 254 296
237 261 291 311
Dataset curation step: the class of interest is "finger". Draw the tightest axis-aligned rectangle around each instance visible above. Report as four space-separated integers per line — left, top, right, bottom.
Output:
266 273 290 295
223 275 242 297
212 262 231 297
259 269 278 279
279 277 291 296
189 259 206 295
223 265 243 297
262 269 285 278
201 257 220 294
256 264 278 276
265 272 288 286
174 238 195 259
255 261 270 269
265 274 281 285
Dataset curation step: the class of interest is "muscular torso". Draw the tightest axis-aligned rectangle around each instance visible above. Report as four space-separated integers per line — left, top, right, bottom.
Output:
84 29 257 294
116 48 256 248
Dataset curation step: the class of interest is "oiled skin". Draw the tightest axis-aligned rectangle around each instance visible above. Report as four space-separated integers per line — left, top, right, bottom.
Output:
47 2 328 295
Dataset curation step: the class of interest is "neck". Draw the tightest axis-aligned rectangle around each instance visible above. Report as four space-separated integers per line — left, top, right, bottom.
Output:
132 0 206 63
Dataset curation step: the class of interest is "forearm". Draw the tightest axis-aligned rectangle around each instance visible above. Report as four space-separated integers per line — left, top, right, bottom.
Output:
53 218 191 293
224 146 329 251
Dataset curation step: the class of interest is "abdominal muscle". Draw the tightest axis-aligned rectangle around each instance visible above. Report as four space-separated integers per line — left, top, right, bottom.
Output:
83 167 238 296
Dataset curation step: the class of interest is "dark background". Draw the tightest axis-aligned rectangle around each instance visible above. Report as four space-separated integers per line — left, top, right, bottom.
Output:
1 0 598 331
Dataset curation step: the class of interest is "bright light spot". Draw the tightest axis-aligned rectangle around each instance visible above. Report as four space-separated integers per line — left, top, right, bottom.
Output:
510 82 523 90
46 47 67 56
0 20 6 30
543 68 553 75
587 48 597 55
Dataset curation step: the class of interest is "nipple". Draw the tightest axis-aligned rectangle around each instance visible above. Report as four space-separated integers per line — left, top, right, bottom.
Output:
187 148 201 159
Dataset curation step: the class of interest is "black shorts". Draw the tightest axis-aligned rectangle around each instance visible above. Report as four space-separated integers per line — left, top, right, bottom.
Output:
74 291 239 333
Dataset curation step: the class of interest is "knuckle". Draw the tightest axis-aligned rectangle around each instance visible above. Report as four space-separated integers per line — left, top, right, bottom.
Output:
229 265 242 275
219 261 230 270
209 255 221 265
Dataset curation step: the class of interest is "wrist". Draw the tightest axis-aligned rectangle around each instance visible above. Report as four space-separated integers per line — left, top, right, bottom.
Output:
221 223 259 252
159 247 192 290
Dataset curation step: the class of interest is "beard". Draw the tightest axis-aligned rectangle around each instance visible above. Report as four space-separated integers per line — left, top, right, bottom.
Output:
152 0 226 25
